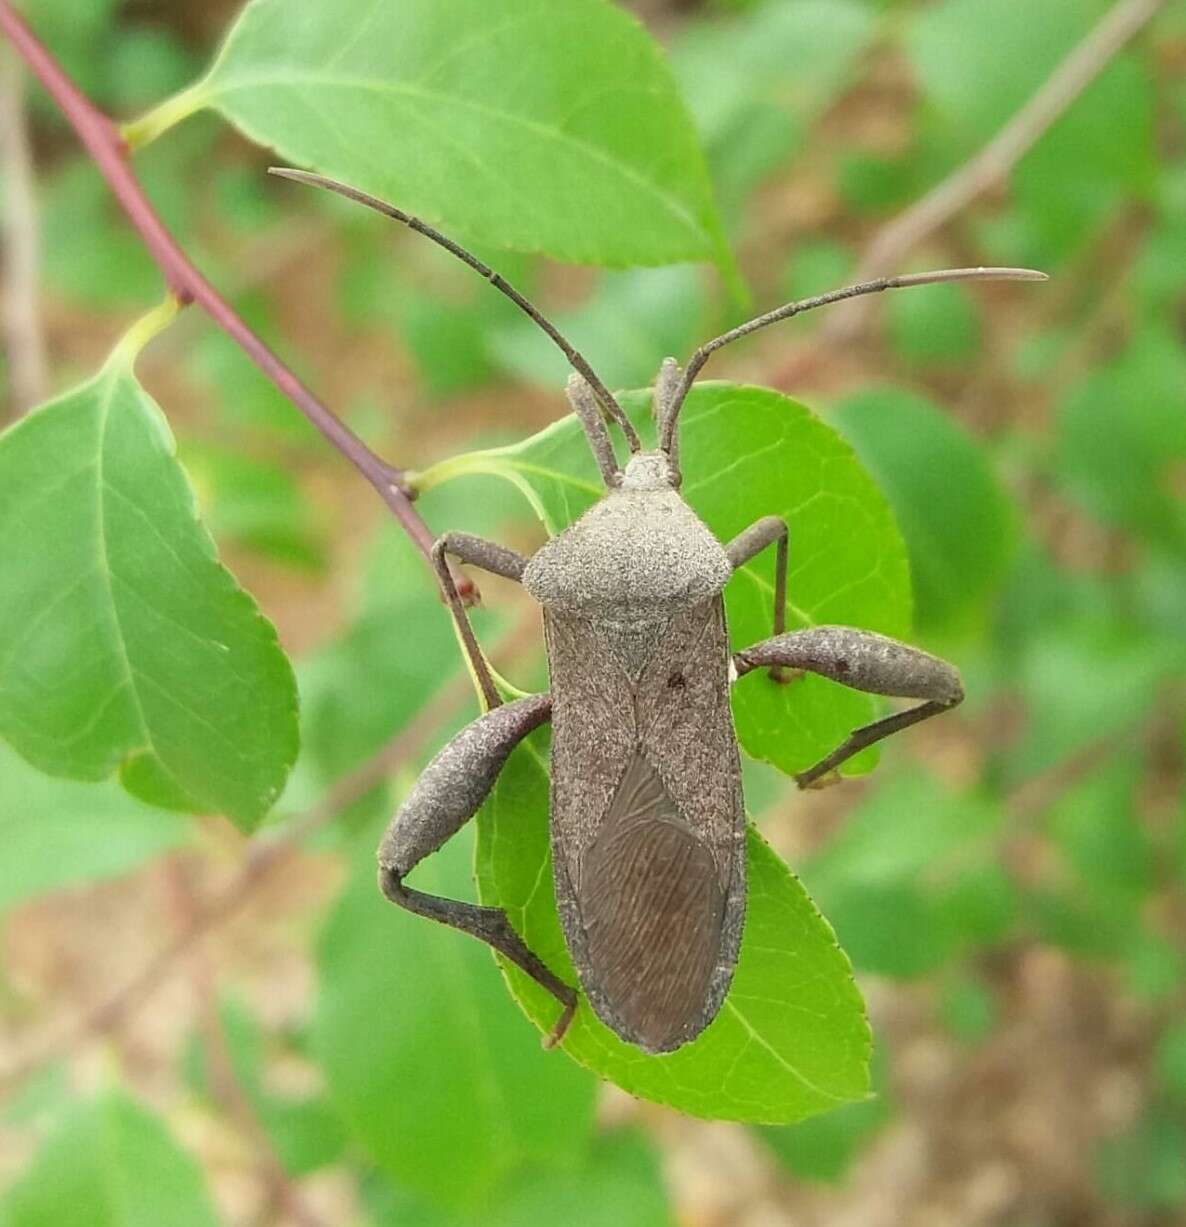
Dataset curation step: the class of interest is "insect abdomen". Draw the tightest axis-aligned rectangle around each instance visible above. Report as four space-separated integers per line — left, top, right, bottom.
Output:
579 750 726 1051
545 597 746 1053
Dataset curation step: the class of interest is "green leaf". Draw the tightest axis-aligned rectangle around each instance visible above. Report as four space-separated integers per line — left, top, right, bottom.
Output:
1012 619 1166 783
809 768 1000 885
802 769 1008 978
1029 887 1137 960
418 384 912 780
362 1128 673 1227
884 281 981 369
779 238 853 306
492 266 707 394
337 229 534 402
1178 771 1186 893
0 307 298 831
400 295 503 402
0 742 190 911
1124 930 1184 1003
476 733 870 1123
809 882 948 978
484 1129 674 1227
837 151 916 216
14 0 120 113
1155 1023 1186 1103
314 826 596 1214
938 971 998 1044
755 1044 891 1182
1096 1108 1186 1211
0 1091 221 1227
295 491 499 796
832 387 1017 634
1056 328 1186 555
184 442 327 572
0 1066 71 1129
1046 757 1152 899
672 0 876 215
1135 166 1186 316
935 863 1016 950
908 0 1109 151
183 998 347 1176
1012 52 1156 259
907 0 1155 259
137 0 732 275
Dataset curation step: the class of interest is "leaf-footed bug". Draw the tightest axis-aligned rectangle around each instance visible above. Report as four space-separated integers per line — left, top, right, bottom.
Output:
273 167 1045 1055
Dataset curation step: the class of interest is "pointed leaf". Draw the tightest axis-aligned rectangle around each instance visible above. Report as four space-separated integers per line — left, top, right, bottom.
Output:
139 0 733 274
832 386 1017 634
475 732 870 1123
0 313 298 831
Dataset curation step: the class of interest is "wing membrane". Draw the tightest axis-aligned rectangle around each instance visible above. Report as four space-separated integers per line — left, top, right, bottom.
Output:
579 750 726 1052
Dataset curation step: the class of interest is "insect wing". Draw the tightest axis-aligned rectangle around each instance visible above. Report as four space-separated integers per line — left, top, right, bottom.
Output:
579 750 726 1052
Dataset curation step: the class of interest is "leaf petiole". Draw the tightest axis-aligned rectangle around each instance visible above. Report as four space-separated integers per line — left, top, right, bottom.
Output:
106 296 182 369
121 86 210 152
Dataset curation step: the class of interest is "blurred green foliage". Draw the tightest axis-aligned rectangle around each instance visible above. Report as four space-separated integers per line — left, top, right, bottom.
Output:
3 1092 222 1227
2 0 1184 1221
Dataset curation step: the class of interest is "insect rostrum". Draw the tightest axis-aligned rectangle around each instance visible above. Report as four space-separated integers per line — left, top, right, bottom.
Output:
274 167 1044 1056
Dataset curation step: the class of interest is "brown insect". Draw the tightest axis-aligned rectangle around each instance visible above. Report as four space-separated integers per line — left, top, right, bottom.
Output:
274 164 1044 1054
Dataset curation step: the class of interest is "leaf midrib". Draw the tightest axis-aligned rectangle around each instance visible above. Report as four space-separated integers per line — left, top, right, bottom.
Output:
202 72 705 238
93 372 185 797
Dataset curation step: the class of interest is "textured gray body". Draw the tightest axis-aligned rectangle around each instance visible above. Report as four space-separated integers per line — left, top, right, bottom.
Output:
523 457 745 1052
274 169 1007 1060
736 627 963 703
379 693 553 874
376 448 966 1056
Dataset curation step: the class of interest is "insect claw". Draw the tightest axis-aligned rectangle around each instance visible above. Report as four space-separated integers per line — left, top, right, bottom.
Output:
541 997 577 1049
768 665 803 685
795 767 842 791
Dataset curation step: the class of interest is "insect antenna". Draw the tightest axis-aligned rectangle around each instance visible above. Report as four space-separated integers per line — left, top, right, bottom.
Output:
657 266 1048 454
268 168 642 462
566 373 621 486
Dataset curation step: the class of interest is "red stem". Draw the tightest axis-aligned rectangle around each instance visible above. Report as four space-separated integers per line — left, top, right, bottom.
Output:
0 0 472 597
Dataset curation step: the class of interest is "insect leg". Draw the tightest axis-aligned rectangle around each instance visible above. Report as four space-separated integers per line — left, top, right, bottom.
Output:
733 626 963 788
433 532 529 712
726 516 789 678
378 692 577 1045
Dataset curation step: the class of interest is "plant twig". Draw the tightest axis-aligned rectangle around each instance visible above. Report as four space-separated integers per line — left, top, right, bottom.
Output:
0 0 470 595
0 604 541 1095
813 0 1167 352
0 51 48 416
